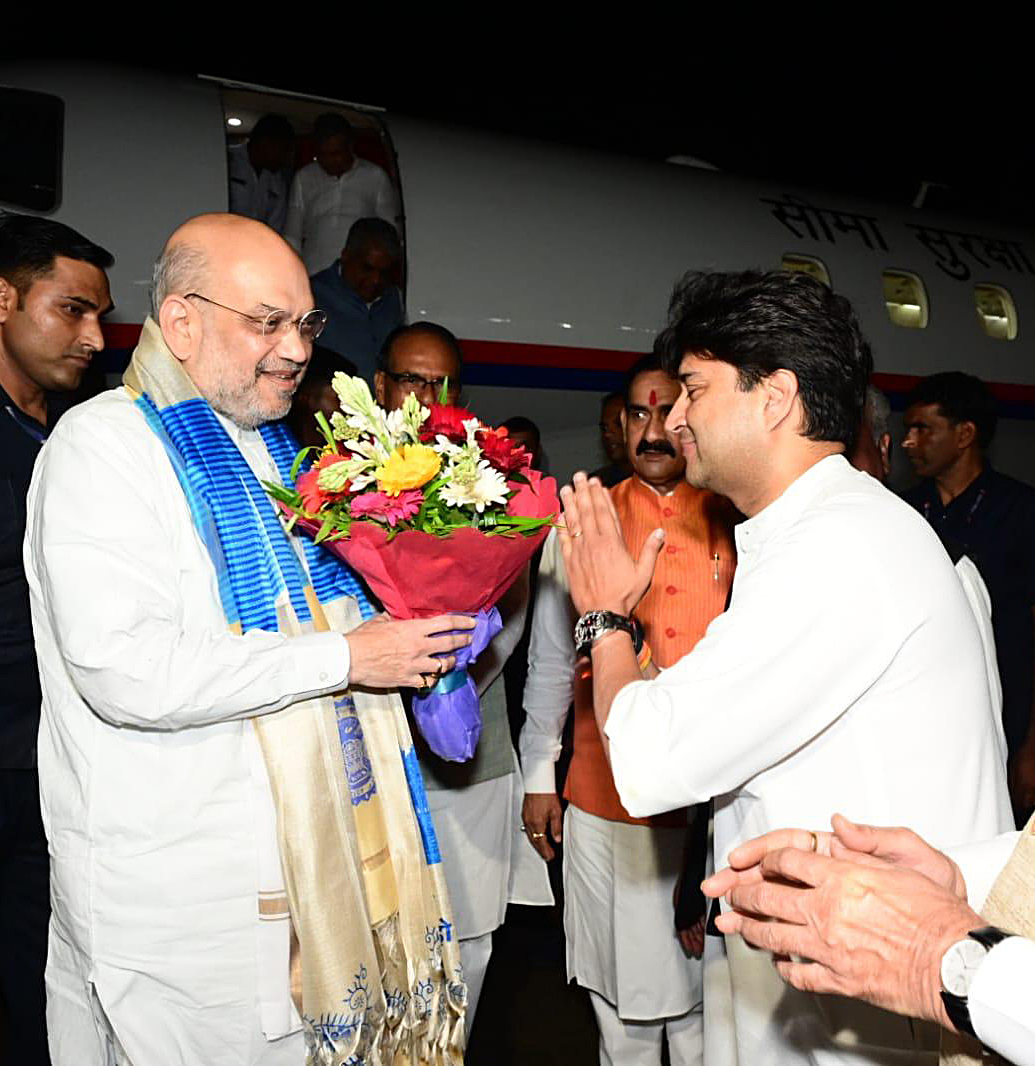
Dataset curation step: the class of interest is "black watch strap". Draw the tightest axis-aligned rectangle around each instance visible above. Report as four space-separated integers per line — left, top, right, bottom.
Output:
940 925 1012 1040
574 611 644 659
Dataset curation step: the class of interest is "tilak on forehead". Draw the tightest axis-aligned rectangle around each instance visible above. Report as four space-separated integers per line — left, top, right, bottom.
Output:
649 388 657 406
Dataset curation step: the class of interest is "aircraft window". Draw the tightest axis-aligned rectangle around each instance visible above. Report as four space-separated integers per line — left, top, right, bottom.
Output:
882 270 929 329
781 255 830 287
0 88 63 212
974 283 1018 340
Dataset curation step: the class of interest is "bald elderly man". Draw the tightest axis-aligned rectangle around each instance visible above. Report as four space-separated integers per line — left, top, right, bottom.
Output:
25 214 472 1066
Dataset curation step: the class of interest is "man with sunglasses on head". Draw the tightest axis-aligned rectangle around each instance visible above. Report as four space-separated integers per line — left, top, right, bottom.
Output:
25 214 475 1066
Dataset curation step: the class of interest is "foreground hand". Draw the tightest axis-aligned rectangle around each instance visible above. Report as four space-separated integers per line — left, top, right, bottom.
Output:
702 814 965 900
702 827 836 899
678 915 706 958
346 613 476 689
827 814 966 898
522 792 563 861
714 846 981 1029
559 472 664 617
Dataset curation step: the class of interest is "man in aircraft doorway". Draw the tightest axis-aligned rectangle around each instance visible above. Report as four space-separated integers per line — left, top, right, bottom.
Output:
902 371 1035 825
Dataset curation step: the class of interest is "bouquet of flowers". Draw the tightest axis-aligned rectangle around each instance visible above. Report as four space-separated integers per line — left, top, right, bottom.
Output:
267 374 557 761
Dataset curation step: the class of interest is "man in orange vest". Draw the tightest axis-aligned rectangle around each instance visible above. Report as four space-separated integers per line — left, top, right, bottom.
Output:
520 351 737 1065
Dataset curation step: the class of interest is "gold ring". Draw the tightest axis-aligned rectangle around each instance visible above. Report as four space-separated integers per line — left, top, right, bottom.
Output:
807 831 818 852
531 832 546 840
570 530 583 539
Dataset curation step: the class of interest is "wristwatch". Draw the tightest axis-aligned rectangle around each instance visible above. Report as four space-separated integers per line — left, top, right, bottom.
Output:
574 610 644 659
939 925 1012 1039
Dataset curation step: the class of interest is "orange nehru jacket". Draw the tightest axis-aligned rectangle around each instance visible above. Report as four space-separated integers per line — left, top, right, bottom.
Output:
564 477 737 827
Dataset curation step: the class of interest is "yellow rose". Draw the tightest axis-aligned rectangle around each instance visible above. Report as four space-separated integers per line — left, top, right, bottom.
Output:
375 444 441 496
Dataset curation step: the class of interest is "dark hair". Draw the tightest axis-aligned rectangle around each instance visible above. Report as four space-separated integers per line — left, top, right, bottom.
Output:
345 217 401 260
623 350 667 405
379 322 464 377
501 415 540 442
904 371 998 450
313 112 353 144
657 270 872 447
299 345 358 392
0 212 113 304
600 391 623 410
250 113 294 143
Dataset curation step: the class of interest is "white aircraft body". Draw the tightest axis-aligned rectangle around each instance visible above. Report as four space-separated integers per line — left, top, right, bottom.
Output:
4 63 1034 487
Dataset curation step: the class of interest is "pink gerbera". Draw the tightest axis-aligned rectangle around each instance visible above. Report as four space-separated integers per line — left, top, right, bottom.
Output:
350 489 424 528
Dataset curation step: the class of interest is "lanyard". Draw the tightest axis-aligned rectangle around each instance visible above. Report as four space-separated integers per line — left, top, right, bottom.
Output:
923 488 986 527
3 403 47 445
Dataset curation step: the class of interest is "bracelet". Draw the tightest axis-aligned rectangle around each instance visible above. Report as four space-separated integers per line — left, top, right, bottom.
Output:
637 642 653 673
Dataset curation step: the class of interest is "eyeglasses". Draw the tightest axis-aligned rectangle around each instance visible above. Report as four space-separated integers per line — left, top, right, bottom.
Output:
383 369 460 395
184 293 326 343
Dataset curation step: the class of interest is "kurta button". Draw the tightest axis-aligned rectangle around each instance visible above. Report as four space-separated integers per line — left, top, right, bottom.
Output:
665 627 677 638
666 585 677 595
320 672 329 682
662 507 673 517
666 545 677 554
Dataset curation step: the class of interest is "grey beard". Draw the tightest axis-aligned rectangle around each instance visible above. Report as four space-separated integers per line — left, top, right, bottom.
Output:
205 382 292 430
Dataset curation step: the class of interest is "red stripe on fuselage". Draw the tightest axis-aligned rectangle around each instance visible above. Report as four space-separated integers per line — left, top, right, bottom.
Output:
100 324 1035 408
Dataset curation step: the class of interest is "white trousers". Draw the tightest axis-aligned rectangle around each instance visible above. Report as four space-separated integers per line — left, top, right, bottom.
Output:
590 989 703 1066
459 931 493 1036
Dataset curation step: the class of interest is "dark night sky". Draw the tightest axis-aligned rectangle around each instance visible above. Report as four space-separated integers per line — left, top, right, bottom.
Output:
20 42 1031 228
198 49 1035 229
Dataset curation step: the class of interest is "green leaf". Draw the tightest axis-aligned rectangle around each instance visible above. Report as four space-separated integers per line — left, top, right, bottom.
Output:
289 445 318 482
315 515 334 544
438 376 449 405
314 412 337 451
262 480 300 505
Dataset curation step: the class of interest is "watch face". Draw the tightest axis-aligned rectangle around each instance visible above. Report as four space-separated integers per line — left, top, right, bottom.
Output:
941 938 988 997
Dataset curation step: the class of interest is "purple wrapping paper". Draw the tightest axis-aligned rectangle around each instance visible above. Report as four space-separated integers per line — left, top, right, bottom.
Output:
412 608 503 762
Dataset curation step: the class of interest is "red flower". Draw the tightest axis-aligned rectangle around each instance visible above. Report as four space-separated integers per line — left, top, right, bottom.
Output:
296 452 351 514
419 403 477 444
476 426 530 475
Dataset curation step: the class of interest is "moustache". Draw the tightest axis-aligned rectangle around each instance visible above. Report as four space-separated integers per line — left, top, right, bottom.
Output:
636 439 677 458
255 356 305 377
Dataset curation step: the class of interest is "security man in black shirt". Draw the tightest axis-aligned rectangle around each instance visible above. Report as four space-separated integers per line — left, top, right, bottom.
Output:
902 371 1035 828
0 213 113 1063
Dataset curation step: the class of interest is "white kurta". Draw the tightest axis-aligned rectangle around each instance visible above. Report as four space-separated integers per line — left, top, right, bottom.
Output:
563 806 699 1021
25 390 353 1066
283 159 400 275
604 455 1013 1066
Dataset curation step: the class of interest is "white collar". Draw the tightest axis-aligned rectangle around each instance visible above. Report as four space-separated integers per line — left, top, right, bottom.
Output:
735 454 850 556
